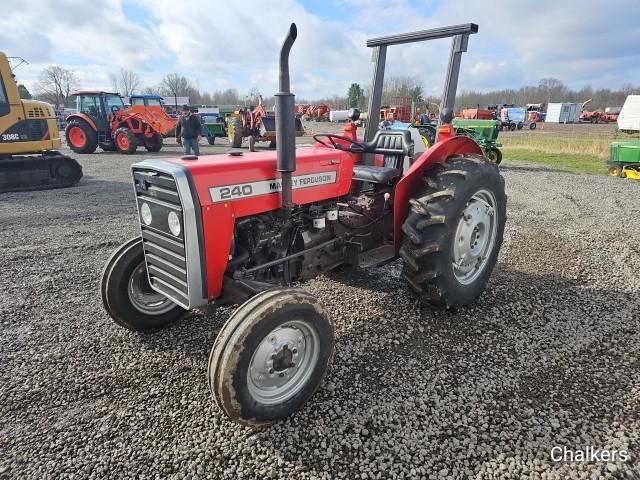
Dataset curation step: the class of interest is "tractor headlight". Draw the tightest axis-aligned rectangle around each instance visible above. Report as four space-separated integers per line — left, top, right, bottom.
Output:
167 211 181 236
140 203 152 225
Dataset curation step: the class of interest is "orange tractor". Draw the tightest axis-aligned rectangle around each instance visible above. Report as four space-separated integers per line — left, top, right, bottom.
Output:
128 95 177 137
65 91 165 154
304 103 330 121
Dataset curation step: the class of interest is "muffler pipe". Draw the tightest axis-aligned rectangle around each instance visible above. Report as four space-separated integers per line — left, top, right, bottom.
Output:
275 23 297 211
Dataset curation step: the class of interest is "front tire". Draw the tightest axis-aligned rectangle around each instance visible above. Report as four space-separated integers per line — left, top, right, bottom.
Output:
400 155 506 308
608 163 624 178
228 118 243 148
208 288 334 426
207 135 216 145
101 237 185 331
114 128 138 154
485 147 503 165
144 132 163 152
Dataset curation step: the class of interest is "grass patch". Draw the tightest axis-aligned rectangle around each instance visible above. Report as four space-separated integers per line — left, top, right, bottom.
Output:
502 148 606 175
500 133 613 158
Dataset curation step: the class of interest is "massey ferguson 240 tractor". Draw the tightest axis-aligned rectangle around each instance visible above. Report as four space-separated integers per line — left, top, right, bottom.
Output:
101 23 506 426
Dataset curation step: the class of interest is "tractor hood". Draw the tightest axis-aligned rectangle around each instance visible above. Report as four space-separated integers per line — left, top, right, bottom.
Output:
136 146 355 219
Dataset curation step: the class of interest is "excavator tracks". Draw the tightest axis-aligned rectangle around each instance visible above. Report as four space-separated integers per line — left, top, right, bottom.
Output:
0 152 83 193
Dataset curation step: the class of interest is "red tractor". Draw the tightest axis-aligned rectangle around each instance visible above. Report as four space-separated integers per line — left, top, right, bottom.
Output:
305 103 331 121
65 91 164 154
101 23 505 426
228 96 305 151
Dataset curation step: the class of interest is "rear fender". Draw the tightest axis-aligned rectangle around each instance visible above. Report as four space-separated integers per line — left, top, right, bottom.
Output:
67 113 97 132
393 135 484 252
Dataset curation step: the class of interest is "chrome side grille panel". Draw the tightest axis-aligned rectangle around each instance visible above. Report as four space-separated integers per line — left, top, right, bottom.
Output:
132 161 207 309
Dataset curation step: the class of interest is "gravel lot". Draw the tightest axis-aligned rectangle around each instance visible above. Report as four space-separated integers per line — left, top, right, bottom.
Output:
1 134 639 479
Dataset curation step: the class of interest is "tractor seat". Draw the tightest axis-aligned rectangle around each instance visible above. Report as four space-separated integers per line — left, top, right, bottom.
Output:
352 165 402 184
352 130 413 184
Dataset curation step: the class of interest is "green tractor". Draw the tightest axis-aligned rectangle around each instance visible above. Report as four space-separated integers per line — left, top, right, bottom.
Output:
607 140 640 180
200 113 227 145
452 118 503 164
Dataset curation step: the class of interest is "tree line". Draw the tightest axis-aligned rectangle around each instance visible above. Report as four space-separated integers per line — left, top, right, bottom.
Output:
30 65 640 113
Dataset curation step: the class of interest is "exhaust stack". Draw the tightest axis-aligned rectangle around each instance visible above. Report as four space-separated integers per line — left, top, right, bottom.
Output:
275 23 297 210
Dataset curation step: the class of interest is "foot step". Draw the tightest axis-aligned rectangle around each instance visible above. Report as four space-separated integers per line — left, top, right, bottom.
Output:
358 244 397 268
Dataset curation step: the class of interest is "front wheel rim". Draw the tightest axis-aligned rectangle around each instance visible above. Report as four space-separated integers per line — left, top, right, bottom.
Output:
68 127 86 147
452 189 498 285
247 320 320 405
118 134 129 150
127 262 175 315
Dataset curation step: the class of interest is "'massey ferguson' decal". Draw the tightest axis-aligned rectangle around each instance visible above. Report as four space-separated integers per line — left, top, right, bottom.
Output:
210 171 338 202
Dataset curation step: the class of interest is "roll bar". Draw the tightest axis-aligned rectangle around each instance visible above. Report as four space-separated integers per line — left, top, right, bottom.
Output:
363 23 479 165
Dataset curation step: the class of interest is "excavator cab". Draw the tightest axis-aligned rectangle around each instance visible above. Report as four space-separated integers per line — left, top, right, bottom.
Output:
0 51 82 192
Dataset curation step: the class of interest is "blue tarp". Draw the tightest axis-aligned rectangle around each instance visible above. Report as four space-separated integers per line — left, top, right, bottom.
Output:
501 107 525 122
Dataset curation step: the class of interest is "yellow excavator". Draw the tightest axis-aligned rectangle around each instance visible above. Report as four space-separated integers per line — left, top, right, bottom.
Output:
0 52 82 192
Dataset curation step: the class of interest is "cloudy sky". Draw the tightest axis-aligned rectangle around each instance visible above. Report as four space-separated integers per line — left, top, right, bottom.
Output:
2 0 639 99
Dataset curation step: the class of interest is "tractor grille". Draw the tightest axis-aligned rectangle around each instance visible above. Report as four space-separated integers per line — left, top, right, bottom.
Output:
133 169 190 307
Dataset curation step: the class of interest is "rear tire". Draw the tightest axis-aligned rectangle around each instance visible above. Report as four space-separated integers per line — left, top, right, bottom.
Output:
65 120 98 154
144 132 163 152
229 118 243 148
208 288 334 426
115 128 138 154
101 237 185 331
529 122 537 130
400 155 506 308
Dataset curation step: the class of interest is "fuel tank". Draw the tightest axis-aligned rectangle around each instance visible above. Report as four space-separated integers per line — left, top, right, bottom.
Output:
165 145 355 219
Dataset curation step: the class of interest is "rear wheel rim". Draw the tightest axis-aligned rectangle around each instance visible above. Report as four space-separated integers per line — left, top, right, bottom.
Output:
452 189 498 285
127 261 175 315
246 320 320 405
68 127 86 147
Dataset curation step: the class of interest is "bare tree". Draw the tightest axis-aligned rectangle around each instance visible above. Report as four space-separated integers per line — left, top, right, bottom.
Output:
382 76 423 105
35 66 79 107
142 85 162 95
110 69 141 97
538 78 568 104
160 73 195 105
212 88 240 106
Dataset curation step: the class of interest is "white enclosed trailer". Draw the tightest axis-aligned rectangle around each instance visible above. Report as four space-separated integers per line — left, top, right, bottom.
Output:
545 103 580 123
617 95 640 132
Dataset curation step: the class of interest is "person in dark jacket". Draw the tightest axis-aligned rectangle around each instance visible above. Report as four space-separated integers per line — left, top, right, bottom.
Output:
176 105 202 156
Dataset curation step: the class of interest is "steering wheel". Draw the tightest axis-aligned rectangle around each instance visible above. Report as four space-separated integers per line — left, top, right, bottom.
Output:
111 105 120 113
313 134 367 153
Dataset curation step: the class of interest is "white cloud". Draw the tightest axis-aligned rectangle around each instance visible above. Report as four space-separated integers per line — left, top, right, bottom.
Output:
2 0 639 100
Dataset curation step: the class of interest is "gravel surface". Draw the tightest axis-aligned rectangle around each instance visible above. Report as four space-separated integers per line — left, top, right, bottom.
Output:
1 137 639 479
